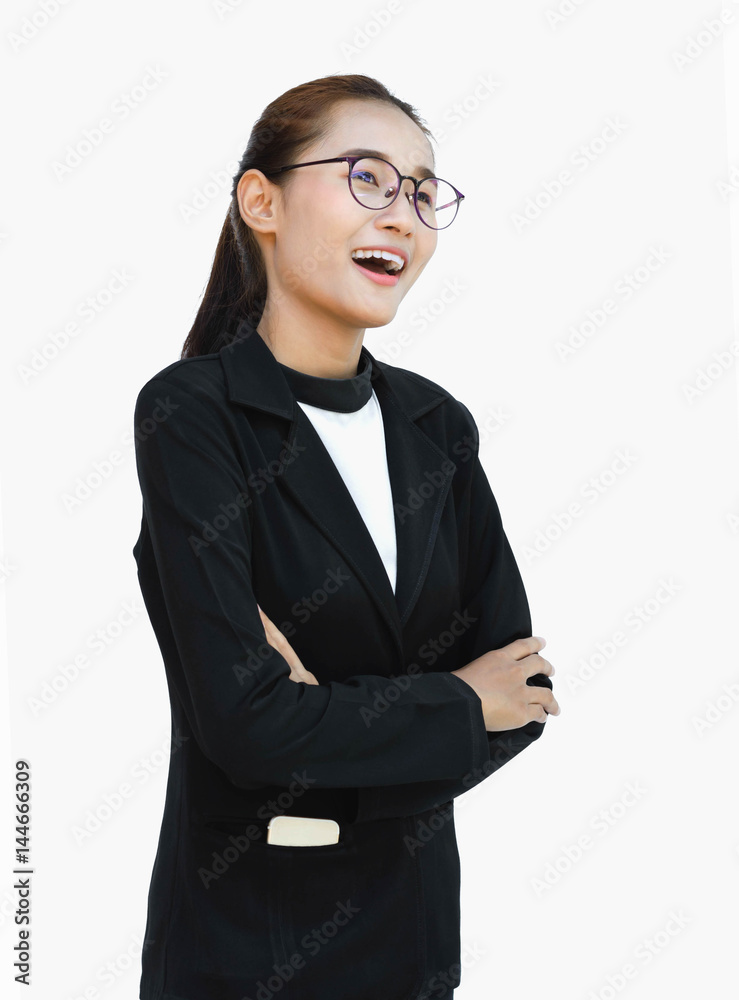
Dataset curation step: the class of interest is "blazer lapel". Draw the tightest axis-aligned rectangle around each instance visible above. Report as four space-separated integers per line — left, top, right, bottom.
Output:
219 325 456 654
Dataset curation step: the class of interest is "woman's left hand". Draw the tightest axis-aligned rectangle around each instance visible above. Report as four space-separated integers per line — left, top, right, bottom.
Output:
257 604 319 685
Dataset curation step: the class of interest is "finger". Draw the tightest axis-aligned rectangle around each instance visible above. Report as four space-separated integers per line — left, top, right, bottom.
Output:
257 605 272 634
264 624 301 669
288 666 319 685
512 635 546 659
535 656 553 675
259 610 282 645
291 663 315 682
258 604 277 631
257 606 315 680
529 689 560 715
257 605 272 630
525 653 553 676
256 606 313 679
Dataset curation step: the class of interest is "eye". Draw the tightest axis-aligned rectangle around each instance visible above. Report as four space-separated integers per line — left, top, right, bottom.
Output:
350 168 379 186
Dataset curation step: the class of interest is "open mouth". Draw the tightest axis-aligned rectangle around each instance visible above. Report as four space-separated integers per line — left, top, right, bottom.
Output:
350 251 406 277
352 257 398 275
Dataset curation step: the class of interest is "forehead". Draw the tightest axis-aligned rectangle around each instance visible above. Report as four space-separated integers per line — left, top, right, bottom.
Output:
315 100 436 176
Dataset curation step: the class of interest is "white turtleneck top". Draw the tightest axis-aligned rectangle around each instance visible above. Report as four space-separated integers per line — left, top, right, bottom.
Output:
276 350 398 594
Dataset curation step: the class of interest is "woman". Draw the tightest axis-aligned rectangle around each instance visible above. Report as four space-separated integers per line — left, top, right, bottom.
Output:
132 73 559 1000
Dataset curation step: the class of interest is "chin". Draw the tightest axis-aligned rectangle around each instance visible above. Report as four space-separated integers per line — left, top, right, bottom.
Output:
360 316 395 331
356 305 398 328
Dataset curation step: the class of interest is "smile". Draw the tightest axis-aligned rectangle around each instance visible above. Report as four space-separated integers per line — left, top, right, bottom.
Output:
351 258 401 286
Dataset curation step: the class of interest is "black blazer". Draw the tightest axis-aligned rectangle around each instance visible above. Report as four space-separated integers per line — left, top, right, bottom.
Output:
132 326 553 1000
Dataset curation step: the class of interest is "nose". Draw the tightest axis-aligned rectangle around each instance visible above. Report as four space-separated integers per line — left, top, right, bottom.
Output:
378 177 419 231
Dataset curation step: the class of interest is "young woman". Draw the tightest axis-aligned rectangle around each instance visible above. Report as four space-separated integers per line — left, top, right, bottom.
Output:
132 73 559 1000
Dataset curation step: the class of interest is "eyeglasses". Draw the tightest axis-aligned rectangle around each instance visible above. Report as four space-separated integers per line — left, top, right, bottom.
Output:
262 155 465 230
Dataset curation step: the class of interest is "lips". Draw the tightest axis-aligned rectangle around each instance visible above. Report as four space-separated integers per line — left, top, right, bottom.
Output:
351 258 401 286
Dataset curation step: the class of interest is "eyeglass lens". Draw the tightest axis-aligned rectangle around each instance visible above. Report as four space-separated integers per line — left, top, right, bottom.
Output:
348 158 460 229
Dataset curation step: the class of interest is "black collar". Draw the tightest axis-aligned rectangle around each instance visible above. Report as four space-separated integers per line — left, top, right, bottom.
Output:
276 349 373 413
218 323 449 423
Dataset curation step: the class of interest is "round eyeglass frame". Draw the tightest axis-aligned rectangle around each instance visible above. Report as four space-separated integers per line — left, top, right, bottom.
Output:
259 155 465 230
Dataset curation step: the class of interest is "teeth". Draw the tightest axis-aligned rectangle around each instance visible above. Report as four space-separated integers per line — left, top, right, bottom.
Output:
351 248 405 273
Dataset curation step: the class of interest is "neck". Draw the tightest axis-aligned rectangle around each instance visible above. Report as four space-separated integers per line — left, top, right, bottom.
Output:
256 313 366 379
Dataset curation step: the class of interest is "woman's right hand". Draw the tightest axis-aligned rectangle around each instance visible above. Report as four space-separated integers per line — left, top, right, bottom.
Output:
450 636 560 731
257 604 320 685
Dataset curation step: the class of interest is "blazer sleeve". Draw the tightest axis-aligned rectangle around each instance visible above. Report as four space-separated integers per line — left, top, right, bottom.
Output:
350 401 553 823
132 377 492 803
454 400 553 748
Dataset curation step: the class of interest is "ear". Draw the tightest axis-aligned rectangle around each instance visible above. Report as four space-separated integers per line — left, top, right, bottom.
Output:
236 169 279 232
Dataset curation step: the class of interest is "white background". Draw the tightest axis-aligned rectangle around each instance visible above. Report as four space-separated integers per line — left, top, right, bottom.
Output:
1 1 738 997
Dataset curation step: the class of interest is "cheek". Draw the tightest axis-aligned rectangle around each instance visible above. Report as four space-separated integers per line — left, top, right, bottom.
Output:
403 251 432 290
283 203 352 292
280 234 326 292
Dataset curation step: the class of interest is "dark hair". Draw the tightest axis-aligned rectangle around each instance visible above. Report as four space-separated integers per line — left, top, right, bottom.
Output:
180 73 435 359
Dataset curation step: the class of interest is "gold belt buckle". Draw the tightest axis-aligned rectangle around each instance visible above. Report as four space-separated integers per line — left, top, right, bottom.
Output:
266 814 340 846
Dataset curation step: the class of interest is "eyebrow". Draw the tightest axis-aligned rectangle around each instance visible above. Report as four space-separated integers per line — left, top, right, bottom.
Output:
338 148 436 180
